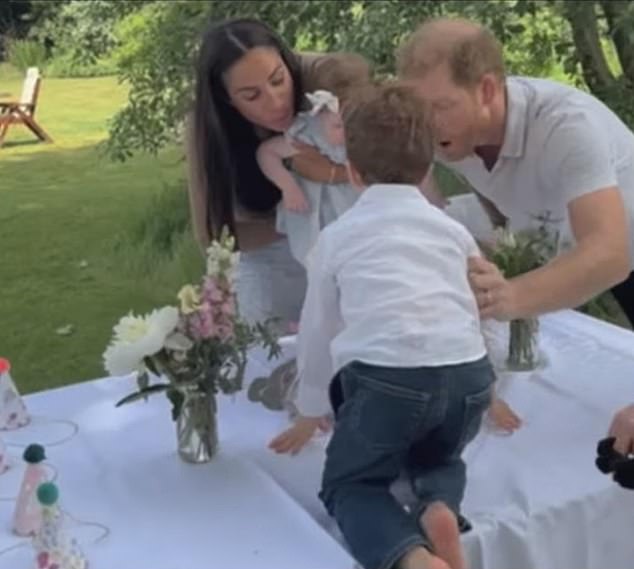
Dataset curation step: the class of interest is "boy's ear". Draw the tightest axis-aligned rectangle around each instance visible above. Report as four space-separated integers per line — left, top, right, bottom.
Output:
346 161 364 190
420 167 433 191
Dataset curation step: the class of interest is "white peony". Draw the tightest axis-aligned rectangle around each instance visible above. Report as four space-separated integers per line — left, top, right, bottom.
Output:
103 307 179 376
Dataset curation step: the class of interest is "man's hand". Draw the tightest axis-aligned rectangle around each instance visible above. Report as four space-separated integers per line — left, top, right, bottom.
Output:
609 404 634 456
468 256 519 320
268 415 331 455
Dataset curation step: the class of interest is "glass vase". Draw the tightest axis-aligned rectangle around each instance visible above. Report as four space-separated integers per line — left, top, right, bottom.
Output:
507 317 540 371
176 387 218 463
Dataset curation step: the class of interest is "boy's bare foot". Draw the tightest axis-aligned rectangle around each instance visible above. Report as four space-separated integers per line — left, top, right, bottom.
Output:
397 546 451 569
487 397 522 433
419 502 466 569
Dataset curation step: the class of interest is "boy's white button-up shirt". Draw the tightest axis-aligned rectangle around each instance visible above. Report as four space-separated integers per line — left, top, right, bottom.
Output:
296 184 488 417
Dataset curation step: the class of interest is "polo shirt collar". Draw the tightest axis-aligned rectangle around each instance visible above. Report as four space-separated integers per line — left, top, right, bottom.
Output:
499 77 528 159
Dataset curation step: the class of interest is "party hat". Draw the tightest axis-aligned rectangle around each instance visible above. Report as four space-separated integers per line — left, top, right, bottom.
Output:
33 482 88 569
13 444 48 536
0 432 8 474
0 358 30 430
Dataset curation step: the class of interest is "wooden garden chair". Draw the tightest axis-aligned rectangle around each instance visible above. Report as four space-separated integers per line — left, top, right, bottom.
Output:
0 67 52 147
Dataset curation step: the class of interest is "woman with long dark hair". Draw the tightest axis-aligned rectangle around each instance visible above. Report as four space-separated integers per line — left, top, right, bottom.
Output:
186 18 355 331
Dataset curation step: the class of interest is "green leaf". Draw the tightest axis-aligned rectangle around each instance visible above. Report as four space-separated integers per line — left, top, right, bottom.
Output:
143 355 160 377
166 387 185 421
115 383 170 407
137 371 149 391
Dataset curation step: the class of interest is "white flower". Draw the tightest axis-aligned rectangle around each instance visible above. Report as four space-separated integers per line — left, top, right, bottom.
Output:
206 239 239 280
497 227 517 248
103 307 179 376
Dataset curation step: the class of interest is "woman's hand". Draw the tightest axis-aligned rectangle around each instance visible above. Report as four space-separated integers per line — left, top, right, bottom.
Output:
289 139 349 184
291 139 326 161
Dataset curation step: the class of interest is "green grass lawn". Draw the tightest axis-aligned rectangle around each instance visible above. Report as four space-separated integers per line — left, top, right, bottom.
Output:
1 64 202 394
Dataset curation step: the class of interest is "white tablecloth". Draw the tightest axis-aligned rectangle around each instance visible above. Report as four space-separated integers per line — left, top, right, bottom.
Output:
0 376 355 569
1 310 633 569
232 311 634 569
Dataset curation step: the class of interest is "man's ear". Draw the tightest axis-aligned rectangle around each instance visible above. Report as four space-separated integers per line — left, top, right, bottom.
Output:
480 73 498 107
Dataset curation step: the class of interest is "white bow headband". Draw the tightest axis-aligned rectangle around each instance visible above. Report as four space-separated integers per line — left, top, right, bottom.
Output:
306 90 340 116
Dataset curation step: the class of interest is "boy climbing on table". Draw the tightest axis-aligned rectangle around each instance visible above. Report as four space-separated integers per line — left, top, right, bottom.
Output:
269 83 498 569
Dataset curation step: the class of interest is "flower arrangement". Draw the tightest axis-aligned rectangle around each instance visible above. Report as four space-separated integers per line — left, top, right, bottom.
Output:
102 229 280 460
486 222 558 280
483 217 559 371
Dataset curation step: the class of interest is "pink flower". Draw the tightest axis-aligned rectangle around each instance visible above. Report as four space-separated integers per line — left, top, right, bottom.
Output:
219 295 236 317
186 302 216 340
182 274 238 342
201 276 224 304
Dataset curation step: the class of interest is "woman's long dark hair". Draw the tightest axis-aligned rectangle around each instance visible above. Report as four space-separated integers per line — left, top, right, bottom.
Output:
193 18 303 242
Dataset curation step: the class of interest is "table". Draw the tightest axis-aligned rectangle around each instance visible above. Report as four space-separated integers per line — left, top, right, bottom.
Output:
1 311 633 569
237 311 634 569
0 379 355 569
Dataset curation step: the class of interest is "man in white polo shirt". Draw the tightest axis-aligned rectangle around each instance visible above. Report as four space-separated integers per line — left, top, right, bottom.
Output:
397 18 634 327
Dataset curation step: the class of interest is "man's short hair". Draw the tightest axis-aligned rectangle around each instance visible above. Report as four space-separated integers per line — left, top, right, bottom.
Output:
396 18 505 87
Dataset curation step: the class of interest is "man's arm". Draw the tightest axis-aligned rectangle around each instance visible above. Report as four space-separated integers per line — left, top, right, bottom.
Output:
510 187 630 315
470 119 631 320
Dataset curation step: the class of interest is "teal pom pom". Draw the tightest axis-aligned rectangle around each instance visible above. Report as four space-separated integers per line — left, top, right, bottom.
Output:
37 482 59 506
23 444 46 464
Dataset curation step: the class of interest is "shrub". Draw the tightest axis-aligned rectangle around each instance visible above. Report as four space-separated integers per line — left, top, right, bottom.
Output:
5 38 48 72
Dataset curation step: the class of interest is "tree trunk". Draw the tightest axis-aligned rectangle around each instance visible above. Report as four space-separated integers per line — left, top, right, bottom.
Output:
600 1 634 85
562 1 616 93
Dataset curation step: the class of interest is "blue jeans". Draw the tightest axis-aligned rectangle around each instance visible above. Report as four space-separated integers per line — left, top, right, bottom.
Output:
320 356 495 569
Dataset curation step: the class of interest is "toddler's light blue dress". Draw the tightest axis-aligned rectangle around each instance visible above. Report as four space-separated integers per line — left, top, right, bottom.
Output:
277 112 358 265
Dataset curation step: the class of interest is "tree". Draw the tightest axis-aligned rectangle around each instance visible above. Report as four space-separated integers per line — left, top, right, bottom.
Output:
101 0 634 161
28 0 153 67
0 0 65 59
558 1 634 125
